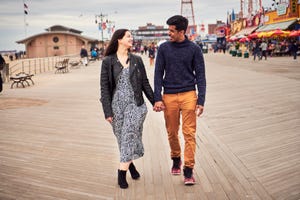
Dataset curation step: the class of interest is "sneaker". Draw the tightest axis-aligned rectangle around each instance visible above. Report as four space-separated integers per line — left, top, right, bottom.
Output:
184 176 196 185
183 167 195 185
171 157 181 175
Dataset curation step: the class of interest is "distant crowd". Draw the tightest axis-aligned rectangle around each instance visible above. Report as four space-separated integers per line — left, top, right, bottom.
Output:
210 38 299 60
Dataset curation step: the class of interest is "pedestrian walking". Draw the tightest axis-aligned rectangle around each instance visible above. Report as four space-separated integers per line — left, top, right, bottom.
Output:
148 42 156 66
260 40 268 60
80 45 88 66
100 29 154 189
153 15 206 185
290 41 299 60
252 41 260 61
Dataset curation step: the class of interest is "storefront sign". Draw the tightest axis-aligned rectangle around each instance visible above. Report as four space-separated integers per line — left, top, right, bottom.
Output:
277 4 287 16
291 0 297 13
264 15 269 23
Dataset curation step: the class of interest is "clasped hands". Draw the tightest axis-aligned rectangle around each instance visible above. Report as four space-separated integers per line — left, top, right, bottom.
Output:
153 101 204 117
153 101 165 112
106 101 204 123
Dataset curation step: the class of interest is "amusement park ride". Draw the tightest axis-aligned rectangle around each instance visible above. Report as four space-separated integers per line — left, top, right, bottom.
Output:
240 0 263 17
180 0 197 37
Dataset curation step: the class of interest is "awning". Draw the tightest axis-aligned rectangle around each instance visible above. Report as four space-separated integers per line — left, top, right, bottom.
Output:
256 19 297 32
231 26 258 38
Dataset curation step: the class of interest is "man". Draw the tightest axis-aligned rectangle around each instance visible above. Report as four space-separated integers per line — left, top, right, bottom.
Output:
80 45 88 66
259 40 268 60
153 15 206 185
290 41 299 60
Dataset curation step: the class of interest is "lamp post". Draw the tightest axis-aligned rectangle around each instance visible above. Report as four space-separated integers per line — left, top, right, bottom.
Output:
95 13 107 47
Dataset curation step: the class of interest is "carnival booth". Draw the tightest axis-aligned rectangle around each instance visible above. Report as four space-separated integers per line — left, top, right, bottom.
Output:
249 0 300 56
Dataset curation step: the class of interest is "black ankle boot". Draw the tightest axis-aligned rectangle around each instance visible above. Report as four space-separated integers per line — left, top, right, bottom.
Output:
118 170 128 189
129 163 140 179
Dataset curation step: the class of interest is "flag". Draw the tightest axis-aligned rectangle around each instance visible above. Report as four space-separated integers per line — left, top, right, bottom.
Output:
24 3 28 14
226 11 229 26
102 22 107 30
112 25 115 33
231 9 235 21
190 27 195 35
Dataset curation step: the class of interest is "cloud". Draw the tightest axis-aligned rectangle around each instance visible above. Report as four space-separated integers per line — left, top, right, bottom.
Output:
0 0 271 50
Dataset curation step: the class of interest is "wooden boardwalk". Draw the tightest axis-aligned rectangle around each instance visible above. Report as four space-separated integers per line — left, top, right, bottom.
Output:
0 53 299 200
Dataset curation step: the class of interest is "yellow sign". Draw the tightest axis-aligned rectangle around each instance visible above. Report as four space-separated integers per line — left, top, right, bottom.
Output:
264 1 299 25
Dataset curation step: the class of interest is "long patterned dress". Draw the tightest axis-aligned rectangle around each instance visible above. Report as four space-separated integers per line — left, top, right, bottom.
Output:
111 66 147 163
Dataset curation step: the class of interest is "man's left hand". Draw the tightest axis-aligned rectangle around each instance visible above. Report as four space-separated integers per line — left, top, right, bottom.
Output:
195 105 204 117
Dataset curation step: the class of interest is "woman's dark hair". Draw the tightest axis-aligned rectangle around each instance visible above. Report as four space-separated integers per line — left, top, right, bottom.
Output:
166 15 188 33
104 29 129 56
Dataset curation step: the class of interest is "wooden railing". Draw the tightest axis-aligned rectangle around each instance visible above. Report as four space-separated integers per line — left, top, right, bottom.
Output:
3 54 80 82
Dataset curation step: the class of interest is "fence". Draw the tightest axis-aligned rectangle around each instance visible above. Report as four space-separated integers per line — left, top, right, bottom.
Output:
2 54 79 82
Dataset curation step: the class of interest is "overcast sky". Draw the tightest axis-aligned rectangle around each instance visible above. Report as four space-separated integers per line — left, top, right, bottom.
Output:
0 0 272 51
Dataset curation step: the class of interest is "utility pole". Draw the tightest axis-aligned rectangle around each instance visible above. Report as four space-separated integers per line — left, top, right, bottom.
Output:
95 13 107 47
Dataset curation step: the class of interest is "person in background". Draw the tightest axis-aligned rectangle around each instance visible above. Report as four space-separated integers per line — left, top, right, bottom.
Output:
148 42 156 66
100 29 154 189
252 40 260 61
259 40 268 60
80 45 88 66
153 15 206 186
0 54 5 93
290 41 299 60
91 48 98 60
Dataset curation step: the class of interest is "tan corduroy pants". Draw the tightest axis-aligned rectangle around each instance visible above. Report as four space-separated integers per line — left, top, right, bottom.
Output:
163 90 197 168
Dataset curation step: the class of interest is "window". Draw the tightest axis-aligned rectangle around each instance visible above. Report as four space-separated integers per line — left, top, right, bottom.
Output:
53 36 59 43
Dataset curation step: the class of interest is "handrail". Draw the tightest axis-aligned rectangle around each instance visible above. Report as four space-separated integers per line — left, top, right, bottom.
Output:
8 54 79 78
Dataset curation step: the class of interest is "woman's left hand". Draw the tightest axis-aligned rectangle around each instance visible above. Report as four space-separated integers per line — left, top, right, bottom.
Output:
106 117 113 123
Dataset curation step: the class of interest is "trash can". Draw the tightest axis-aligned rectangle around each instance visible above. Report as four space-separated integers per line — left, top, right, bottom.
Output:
202 46 208 54
244 51 249 58
232 50 237 57
237 50 242 57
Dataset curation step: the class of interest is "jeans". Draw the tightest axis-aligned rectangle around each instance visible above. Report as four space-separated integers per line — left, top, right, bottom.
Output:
163 90 197 168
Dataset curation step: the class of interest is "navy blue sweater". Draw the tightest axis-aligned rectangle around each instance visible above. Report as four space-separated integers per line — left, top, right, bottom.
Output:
154 37 206 106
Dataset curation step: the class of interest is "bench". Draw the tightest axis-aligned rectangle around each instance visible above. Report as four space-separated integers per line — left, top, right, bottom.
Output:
69 60 80 68
10 72 34 88
55 58 69 74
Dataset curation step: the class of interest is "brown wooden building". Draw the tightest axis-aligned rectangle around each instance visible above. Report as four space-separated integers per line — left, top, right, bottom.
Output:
16 25 99 58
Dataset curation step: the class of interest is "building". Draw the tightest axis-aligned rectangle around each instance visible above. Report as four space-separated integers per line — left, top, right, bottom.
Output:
256 0 300 32
133 23 169 42
208 21 228 35
16 25 99 58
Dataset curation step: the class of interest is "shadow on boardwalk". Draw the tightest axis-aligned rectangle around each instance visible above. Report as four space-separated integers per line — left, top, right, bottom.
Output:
0 53 299 199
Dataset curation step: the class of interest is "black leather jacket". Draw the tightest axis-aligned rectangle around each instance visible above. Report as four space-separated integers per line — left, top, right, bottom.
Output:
100 53 154 119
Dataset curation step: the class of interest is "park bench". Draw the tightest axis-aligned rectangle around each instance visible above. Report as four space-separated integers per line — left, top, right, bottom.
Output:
69 60 80 68
10 72 34 89
55 58 69 74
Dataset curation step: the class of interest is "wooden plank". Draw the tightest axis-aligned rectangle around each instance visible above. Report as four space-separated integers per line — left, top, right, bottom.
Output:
1 53 299 199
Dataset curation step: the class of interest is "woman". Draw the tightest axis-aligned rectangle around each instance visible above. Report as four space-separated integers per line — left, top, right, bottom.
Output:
100 29 154 189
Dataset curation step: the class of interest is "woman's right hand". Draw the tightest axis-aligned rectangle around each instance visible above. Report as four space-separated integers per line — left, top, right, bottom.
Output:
106 117 113 123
